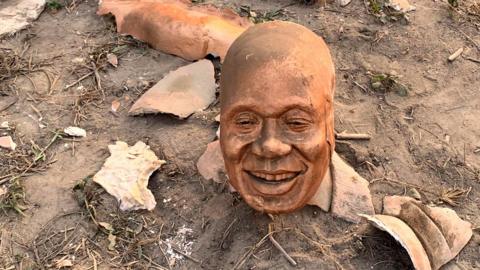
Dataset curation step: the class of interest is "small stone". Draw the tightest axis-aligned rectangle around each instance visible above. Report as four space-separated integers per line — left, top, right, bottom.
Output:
72 57 85 64
336 0 352 6
0 136 17 150
0 121 9 129
64 126 87 137
371 81 382 89
111 99 121 112
407 188 421 200
107 53 118 67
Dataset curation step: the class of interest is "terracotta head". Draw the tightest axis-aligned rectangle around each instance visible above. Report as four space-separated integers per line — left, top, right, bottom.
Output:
220 21 335 213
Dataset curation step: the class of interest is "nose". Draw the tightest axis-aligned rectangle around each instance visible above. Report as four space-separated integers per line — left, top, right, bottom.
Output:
251 119 292 158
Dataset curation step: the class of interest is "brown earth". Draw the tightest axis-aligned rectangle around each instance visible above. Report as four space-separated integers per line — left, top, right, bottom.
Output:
0 0 479 269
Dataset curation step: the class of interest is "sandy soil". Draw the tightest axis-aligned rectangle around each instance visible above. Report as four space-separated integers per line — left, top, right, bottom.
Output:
0 0 479 269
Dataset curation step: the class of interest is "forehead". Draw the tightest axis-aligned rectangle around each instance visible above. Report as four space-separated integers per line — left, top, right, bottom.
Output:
221 63 329 117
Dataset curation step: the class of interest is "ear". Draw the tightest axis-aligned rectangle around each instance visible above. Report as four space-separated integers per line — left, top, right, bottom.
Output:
325 99 335 159
325 75 335 158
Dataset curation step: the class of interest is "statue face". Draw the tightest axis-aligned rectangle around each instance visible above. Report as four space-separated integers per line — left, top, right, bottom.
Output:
220 68 330 213
220 21 335 213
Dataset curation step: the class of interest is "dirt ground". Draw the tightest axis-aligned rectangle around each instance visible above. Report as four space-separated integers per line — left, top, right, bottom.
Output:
1 0 479 269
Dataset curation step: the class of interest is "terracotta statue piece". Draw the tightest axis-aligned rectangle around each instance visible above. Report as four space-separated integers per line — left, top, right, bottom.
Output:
220 21 336 213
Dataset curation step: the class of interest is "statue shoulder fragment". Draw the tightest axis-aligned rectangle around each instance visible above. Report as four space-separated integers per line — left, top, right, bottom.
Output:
308 151 375 223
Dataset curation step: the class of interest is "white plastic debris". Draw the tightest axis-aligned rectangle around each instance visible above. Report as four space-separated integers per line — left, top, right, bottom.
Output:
93 141 165 211
64 126 87 137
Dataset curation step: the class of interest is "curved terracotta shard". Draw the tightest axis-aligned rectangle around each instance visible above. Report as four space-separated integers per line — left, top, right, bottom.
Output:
129 59 216 118
360 214 432 270
93 141 165 211
97 0 252 61
382 196 472 270
196 140 226 184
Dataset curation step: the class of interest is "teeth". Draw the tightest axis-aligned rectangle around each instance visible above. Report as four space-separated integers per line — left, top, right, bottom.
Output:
250 171 297 181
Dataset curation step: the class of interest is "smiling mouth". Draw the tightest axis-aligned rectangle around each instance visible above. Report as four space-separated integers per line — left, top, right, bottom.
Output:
246 170 301 185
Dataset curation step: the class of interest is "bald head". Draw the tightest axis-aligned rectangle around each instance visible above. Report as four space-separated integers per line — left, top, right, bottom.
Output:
218 21 337 213
220 21 335 109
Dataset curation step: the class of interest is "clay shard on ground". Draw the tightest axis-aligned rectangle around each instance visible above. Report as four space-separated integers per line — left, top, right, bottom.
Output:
93 141 166 211
362 196 472 270
97 0 253 61
308 152 375 223
360 214 432 270
382 195 472 270
386 0 416 12
196 140 226 183
129 60 216 118
0 0 46 37
0 136 17 151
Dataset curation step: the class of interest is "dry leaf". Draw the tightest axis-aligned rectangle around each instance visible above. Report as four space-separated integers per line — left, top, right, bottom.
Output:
98 221 114 231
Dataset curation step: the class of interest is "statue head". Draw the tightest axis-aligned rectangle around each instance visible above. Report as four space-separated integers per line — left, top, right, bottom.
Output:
219 21 335 213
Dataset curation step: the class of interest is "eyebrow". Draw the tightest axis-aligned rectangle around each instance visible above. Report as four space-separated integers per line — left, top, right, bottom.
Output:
224 103 317 118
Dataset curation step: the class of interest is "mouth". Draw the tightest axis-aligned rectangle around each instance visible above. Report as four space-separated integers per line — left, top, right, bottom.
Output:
246 170 301 185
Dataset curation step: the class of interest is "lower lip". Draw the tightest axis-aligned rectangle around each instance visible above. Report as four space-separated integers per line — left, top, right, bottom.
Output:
244 171 301 196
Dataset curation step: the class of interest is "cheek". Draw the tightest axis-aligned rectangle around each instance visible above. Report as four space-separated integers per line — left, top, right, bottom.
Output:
285 130 328 161
220 132 255 161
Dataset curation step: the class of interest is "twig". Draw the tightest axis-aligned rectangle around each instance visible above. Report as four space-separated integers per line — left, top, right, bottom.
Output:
335 132 371 140
91 62 105 100
141 254 169 270
353 81 368 92
268 224 297 266
233 232 274 270
171 246 200 263
219 217 237 248
463 55 480 64
0 132 61 185
456 28 480 51
63 71 94 90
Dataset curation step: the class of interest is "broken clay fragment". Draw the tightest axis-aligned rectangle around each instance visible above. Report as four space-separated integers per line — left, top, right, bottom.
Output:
196 140 226 184
382 196 472 270
93 141 165 211
0 136 17 151
0 0 46 37
97 0 252 61
360 214 432 270
386 0 416 12
308 152 375 223
129 60 216 118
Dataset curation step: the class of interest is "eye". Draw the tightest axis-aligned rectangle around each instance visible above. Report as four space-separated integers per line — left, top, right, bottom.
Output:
234 112 260 133
285 118 311 132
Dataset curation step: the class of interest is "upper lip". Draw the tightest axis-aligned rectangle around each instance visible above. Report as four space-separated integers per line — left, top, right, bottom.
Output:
246 170 301 182
246 170 298 175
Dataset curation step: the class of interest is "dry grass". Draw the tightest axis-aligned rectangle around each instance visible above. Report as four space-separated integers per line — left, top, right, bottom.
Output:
0 132 62 214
